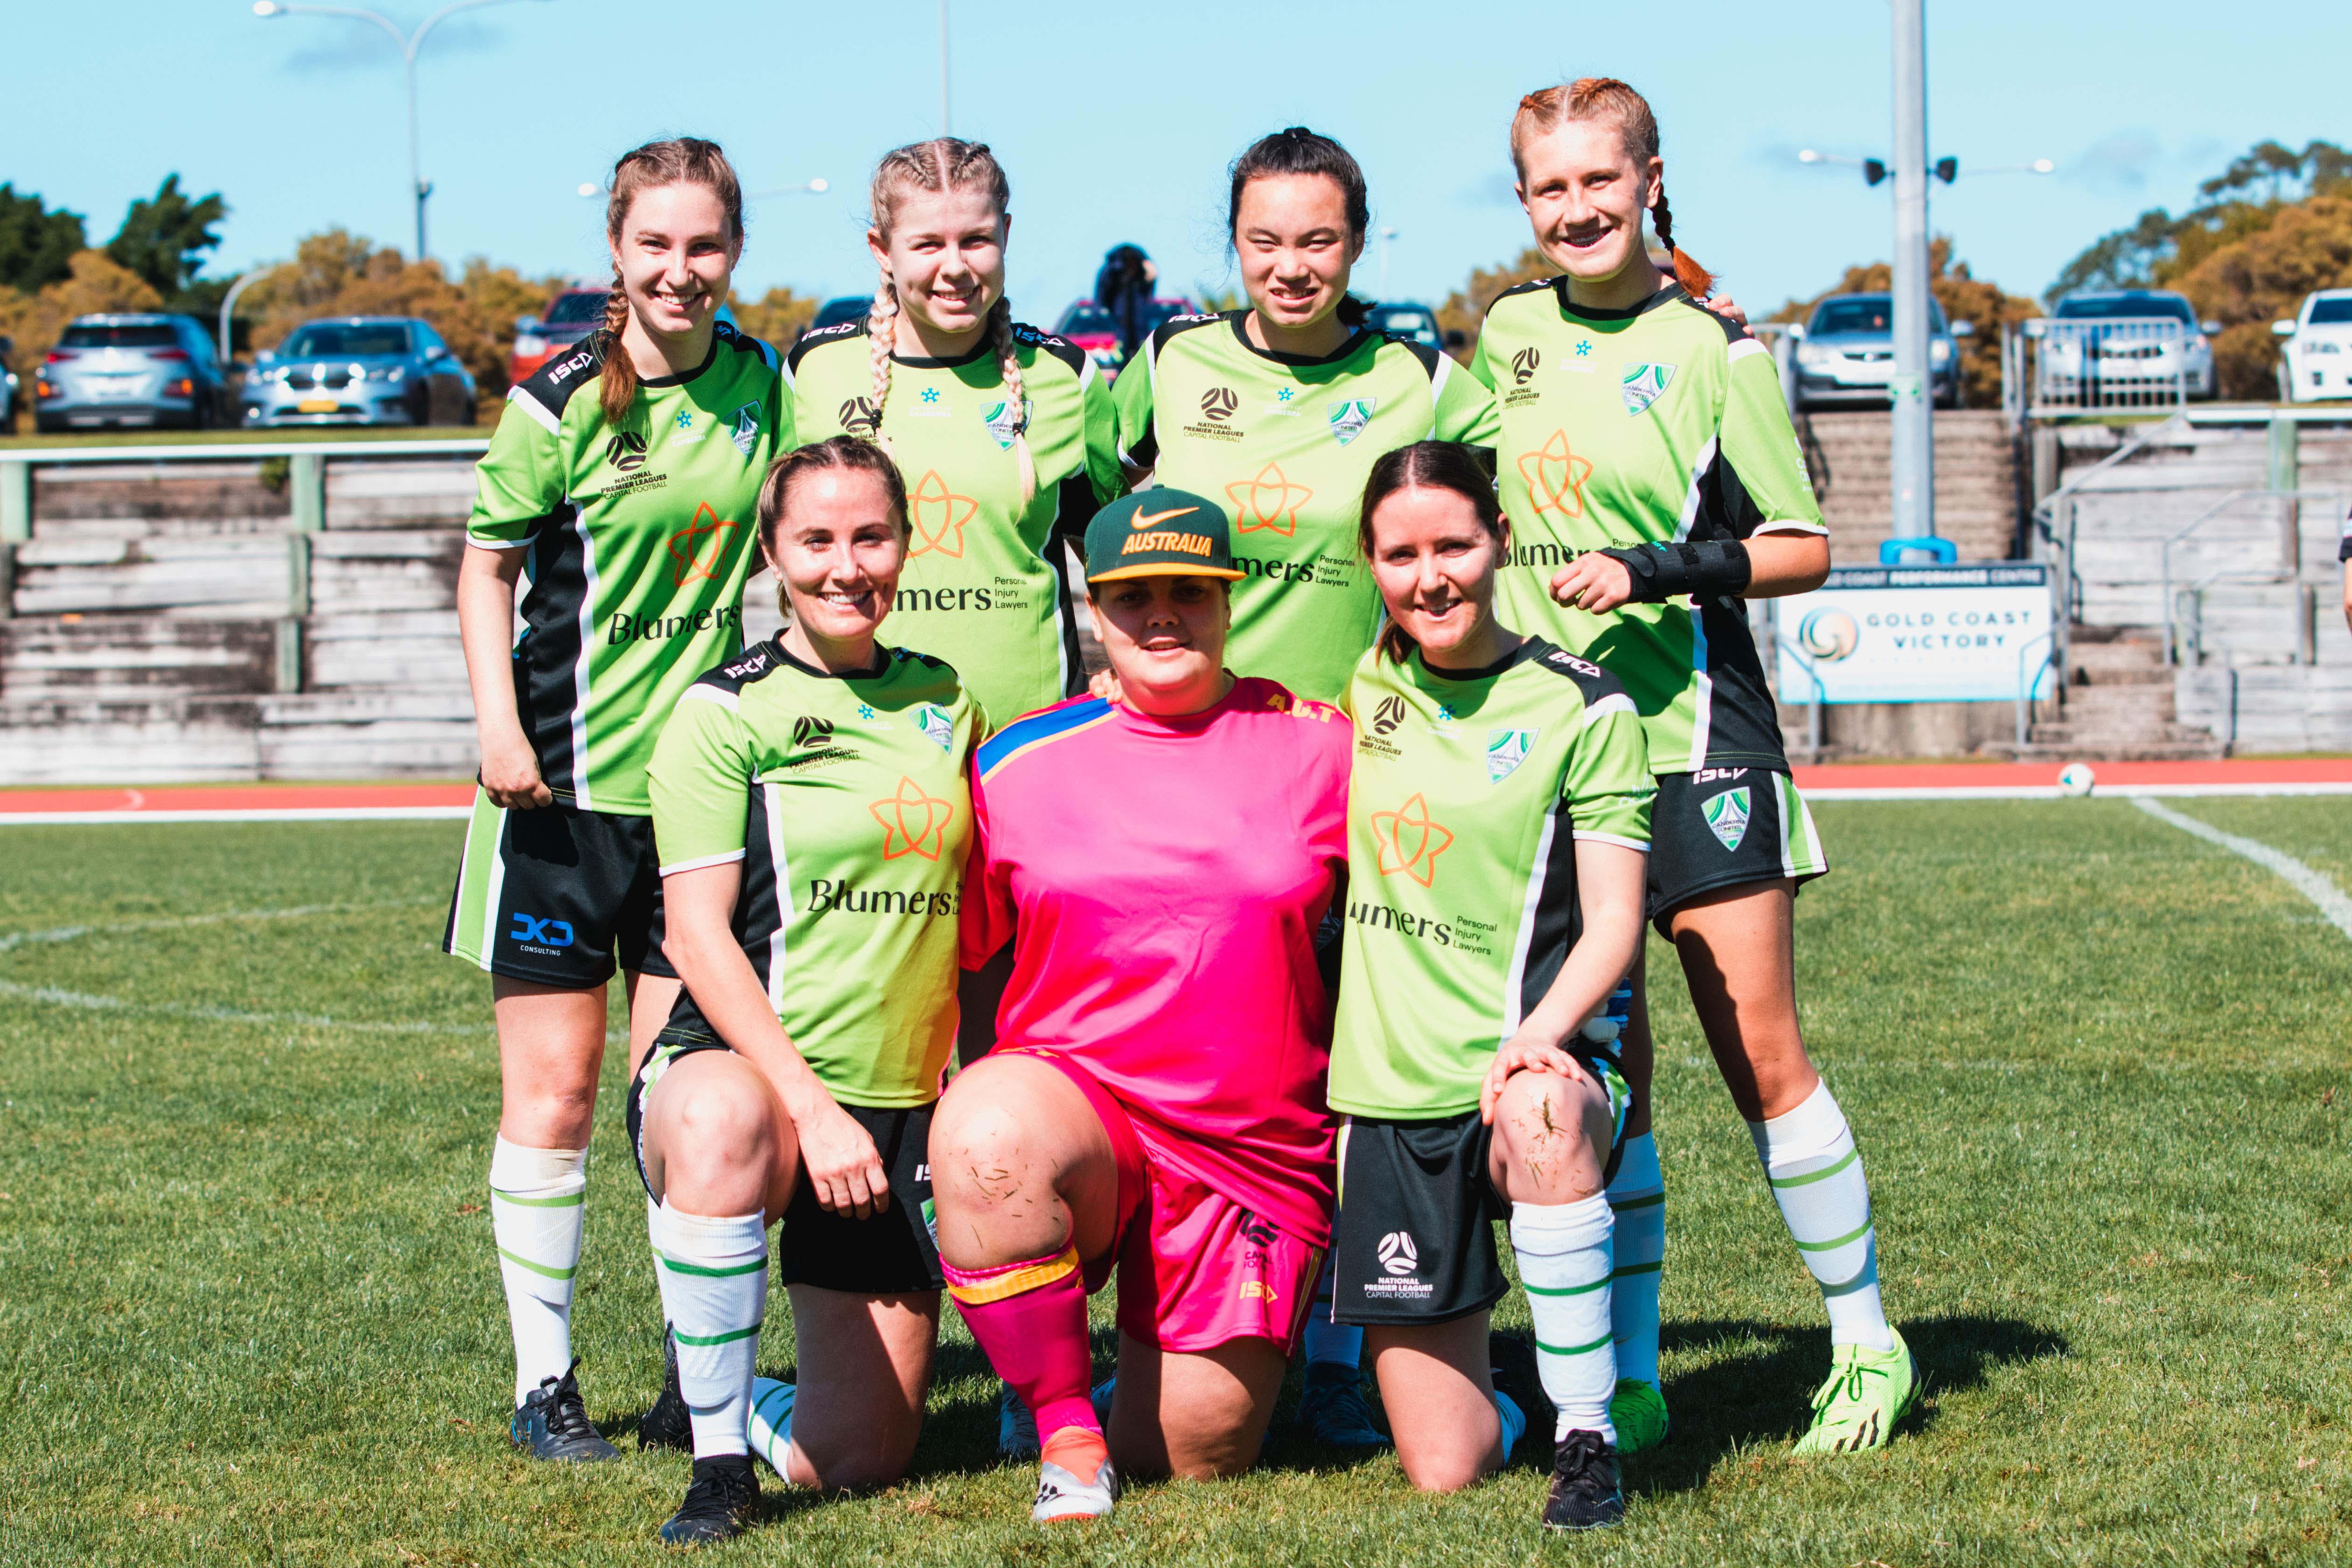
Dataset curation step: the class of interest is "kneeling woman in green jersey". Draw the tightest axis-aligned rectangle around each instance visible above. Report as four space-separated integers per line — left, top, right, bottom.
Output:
790 138 1122 729
1327 442 1653 1531
629 437 983 1545
1476 77 1912 1458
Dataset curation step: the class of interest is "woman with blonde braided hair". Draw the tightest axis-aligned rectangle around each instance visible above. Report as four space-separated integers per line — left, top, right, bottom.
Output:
1473 77 1913 1470
790 137 1122 732
446 133 787 1464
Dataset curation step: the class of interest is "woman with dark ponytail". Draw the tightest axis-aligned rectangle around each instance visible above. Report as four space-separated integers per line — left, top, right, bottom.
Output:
1476 77 1912 1463
445 135 787 1462
1111 126 1500 707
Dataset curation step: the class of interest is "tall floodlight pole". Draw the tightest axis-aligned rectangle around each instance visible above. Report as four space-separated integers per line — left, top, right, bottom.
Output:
1888 0 1935 553
254 0 549 263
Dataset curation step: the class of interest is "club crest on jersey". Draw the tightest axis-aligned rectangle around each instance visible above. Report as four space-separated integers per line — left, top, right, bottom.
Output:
1622 362 1676 416
1704 785 1751 851
1487 728 1536 782
1327 398 1375 445
729 401 761 459
913 704 955 751
981 398 1032 450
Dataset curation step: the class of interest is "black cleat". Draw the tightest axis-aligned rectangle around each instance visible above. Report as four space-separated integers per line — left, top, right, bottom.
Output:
1295 1362 1390 1449
638 1325 692 1452
659 1453 759 1545
1487 1331 1552 1461
1543 1428 1625 1531
510 1358 621 1463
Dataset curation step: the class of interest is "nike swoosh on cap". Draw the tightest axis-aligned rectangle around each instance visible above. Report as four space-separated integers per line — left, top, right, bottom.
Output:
1129 505 1199 530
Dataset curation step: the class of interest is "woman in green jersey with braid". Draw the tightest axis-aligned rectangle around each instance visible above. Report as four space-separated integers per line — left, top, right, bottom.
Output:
789 138 1122 730
444 137 786 1460
1475 77 1913 1458
1328 440 1653 1531
1113 127 1500 707
627 437 982 1543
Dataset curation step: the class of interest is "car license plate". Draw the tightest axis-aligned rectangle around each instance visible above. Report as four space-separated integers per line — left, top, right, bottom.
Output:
91 378 140 400
298 398 338 413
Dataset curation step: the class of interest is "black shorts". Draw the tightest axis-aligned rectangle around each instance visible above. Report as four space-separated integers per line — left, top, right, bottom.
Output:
625 1036 943 1296
1331 1062 1631 1329
1645 768 1830 932
441 788 673 987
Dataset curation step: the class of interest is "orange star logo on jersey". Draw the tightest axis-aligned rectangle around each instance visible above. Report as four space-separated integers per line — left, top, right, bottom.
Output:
665 503 738 585
907 469 980 558
1516 429 1595 520
1370 792 1454 888
1225 463 1314 536
871 775 953 861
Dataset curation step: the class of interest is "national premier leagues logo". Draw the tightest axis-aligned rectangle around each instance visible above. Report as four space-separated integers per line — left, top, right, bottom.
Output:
1622 362 1676 416
1486 728 1536 783
1327 398 1375 446
1704 785 1751 851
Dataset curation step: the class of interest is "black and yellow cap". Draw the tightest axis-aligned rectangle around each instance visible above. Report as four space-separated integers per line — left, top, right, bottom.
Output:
1083 487 1245 583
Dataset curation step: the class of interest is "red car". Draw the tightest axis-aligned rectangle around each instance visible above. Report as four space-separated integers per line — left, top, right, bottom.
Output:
1052 297 1199 380
508 283 610 384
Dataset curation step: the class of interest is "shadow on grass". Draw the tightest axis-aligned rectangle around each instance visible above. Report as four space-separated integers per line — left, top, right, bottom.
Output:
1633 1313 2066 1492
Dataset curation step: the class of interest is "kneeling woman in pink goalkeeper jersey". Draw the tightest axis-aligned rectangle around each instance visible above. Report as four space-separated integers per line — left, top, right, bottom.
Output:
931 486 1352 1523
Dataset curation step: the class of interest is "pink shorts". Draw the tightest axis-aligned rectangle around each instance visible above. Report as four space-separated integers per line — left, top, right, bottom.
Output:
1003 1047 1322 1357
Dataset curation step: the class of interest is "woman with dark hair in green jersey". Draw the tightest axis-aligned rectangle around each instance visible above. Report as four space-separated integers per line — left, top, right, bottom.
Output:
1328 441 1652 1531
1112 127 1501 709
444 136 787 1460
788 138 1123 732
1474 77 1912 1458
625 437 983 1543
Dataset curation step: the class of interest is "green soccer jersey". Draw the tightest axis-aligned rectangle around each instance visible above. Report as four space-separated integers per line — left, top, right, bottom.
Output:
1327 637 1654 1120
1114 311 1500 703
1471 281 1825 776
645 639 984 1107
790 319 1121 730
469 321 788 815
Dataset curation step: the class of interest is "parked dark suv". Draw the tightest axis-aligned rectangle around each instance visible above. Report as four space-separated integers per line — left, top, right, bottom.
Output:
35 314 232 433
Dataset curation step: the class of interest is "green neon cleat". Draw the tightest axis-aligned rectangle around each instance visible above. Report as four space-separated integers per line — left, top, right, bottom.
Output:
1608 1377 1669 1455
1792 1329 1916 1456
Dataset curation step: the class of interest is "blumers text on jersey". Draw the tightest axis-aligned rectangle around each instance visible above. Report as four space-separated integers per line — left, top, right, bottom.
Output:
790 319 1120 730
1115 311 1499 703
1472 282 1825 776
1328 638 1653 1120
645 640 983 1107
469 322 789 814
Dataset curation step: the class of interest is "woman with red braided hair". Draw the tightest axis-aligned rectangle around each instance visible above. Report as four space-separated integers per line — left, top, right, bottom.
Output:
1472 77 1914 1462
788 138 1123 734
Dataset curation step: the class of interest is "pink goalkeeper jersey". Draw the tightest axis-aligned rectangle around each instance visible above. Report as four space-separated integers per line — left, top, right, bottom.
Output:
960 679 1352 1245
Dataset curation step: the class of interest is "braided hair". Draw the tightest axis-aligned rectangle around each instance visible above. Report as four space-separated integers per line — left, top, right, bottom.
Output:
1510 79 1713 301
597 138 745 428
865 138 1035 506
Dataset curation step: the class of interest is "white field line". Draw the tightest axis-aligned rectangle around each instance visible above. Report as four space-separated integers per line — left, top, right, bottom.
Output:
1806 782 2352 801
2132 797 2352 941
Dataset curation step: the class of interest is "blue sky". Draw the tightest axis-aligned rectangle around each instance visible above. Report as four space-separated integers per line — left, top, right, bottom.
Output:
12 1 2352 322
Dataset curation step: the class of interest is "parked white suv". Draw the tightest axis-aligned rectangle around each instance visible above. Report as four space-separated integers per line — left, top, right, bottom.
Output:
2272 289 2352 403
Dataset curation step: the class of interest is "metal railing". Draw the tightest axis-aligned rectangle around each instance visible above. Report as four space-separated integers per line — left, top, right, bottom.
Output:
1773 632 1831 757
2158 487 2345 666
2012 629 2055 748
2010 317 2208 420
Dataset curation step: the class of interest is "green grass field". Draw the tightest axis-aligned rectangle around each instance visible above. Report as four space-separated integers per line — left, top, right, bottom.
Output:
1 799 2347 1565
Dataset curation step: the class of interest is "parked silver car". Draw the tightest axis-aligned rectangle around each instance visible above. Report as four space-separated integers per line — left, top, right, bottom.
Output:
34 314 233 433
2039 289 2219 402
1791 293 1968 410
242 316 477 428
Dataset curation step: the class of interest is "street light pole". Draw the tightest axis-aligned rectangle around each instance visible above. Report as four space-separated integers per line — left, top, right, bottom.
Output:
253 0 548 263
1889 0 1935 554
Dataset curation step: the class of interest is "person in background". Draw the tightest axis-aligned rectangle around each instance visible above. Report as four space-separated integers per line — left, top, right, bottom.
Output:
1095 243 1159 360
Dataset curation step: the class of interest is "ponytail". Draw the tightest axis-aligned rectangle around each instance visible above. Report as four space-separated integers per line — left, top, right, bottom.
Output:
1511 78 1712 301
598 136 746 429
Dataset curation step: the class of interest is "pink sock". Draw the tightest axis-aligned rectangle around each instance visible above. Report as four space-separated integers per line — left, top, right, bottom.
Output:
944 1245 1098 1438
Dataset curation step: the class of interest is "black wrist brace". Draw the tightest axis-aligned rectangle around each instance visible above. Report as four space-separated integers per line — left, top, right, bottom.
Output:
1598 539 1752 602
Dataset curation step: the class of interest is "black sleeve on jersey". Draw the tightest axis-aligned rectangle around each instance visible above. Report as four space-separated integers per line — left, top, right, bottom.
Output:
1012 322 1088 379
1143 309 1229 358
1522 637 1633 707
1482 276 1559 319
1125 420 1159 472
1387 332 1445 380
1699 303 1754 347
787 317 865 378
1052 470 1105 546
714 317 780 371
515 334 607 421
1695 452 1769 543
697 640 783 694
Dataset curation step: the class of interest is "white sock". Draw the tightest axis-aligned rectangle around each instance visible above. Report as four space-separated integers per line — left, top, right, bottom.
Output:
1749 1081 1895 1353
650 1200 768 1457
1606 1132 1665 1388
488 1136 587 1406
748 1376 803 1481
1510 1195 1617 1442
1302 1253 1362 1369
